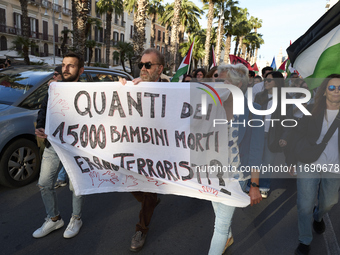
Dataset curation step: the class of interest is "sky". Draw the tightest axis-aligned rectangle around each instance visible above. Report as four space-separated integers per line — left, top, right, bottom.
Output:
164 0 327 64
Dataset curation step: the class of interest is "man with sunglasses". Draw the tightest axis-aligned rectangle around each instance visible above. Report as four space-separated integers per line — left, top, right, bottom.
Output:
286 74 340 255
33 52 85 240
121 48 165 252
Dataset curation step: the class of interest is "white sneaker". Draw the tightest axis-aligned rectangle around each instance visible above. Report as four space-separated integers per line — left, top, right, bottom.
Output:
63 216 83 238
33 217 64 238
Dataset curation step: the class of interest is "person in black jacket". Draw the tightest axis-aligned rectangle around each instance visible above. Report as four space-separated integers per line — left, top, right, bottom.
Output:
33 52 85 239
290 74 340 255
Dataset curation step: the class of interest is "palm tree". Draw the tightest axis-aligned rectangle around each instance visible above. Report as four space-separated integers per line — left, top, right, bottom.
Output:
180 32 205 70
249 16 263 63
222 4 240 63
85 40 98 66
97 0 124 65
115 41 134 73
232 8 251 57
170 0 182 71
19 0 30 64
72 0 90 56
148 0 164 48
162 0 202 47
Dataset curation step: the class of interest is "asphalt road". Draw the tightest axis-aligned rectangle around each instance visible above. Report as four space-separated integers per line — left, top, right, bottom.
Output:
1 154 340 255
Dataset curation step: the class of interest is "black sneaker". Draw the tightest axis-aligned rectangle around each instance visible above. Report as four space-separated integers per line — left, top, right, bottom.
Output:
294 243 310 255
313 219 325 234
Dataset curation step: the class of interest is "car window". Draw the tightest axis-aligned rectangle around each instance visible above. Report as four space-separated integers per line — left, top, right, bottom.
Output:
87 72 119 82
19 82 49 110
0 68 53 105
79 73 88 82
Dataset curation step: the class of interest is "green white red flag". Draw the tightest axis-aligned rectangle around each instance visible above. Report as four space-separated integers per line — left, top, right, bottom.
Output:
287 2 340 89
171 40 195 82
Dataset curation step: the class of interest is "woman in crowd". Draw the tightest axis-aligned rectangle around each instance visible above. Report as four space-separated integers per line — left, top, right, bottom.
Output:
208 64 263 255
182 74 192 82
254 71 294 198
193 68 206 82
206 66 218 82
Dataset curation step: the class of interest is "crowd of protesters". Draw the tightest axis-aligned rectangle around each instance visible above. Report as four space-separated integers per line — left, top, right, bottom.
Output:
32 49 339 255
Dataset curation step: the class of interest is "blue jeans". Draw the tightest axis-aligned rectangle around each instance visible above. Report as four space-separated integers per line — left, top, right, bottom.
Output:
259 132 277 191
297 167 340 245
38 145 84 218
57 166 67 181
208 181 246 255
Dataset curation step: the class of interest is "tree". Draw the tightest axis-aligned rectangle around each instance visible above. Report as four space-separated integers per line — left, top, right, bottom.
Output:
85 40 97 66
170 0 182 72
19 0 30 64
97 0 124 65
180 32 205 70
72 0 90 56
11 36 36 63
115 41 134 73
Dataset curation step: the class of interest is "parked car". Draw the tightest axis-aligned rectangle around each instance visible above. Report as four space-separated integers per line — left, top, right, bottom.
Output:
0 65 133 187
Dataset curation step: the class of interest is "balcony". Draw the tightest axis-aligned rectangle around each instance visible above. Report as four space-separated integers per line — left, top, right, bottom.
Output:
53 4 62 13
28 0 42 6
62 7 71 16
42 0 51 9
0 25 72 45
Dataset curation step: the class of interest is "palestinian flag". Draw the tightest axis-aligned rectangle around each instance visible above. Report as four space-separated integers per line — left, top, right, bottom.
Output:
278 59 288 73
287 1 340 90
252 63 259 74
171 40 195 82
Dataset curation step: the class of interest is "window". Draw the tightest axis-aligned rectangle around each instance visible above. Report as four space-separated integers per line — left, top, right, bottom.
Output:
0 8 6 33
113 31 119 45
161 47 164 54
162 32 165 43
43 21 48 40
20 83 49 110
44 43 48 56
30 18 38 38
156 45 160 51
115 13 118 24
130 25 133 39
120 33 124 42
1 36 7 50
54 24 58 43
158 30 161 41
13 13 22 35
88 73 119 82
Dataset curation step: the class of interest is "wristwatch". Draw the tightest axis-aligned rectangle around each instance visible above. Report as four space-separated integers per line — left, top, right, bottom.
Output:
250 182 260 188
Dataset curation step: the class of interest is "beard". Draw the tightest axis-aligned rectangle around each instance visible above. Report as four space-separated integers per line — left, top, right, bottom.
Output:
62 71 79 82
140 68 160 82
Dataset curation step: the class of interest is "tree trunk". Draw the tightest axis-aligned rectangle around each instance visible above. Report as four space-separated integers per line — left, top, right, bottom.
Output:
150 14 156 48
234 36 239 55
223 34 232 64
105 11 112 65
19 0 30 64
72 0 89 56
237 36 243 57
134 0 147 60
241 43 246 59
216 18 224 66
254 47 258 64
170 0 181 72
88 47 93 66
203 0 214 70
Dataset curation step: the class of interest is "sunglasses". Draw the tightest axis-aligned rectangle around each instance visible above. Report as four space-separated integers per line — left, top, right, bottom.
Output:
53 72 61 76
328 85 340 91
265 78 274 83
214 73 218 78
138 62 160 69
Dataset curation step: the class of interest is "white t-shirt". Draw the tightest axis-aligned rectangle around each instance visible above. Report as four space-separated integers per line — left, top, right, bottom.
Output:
312 109 340 173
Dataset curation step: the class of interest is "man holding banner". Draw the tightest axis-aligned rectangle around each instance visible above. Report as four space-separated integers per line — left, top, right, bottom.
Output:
122 48 166 252
33 52 85 239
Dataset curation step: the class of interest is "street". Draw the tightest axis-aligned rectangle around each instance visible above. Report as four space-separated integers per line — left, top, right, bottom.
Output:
1 155 340 255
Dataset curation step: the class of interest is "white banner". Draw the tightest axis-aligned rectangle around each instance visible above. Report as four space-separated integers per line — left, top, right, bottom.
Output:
46 81 250 207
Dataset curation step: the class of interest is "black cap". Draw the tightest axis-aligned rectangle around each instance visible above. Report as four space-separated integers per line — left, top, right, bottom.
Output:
55 66 62 74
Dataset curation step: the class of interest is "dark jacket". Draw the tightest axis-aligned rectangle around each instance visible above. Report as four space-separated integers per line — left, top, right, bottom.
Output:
285 104 340 165
36 93 48 129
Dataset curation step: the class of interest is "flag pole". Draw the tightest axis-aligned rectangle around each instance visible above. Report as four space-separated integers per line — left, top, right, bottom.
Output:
187 37 195 75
